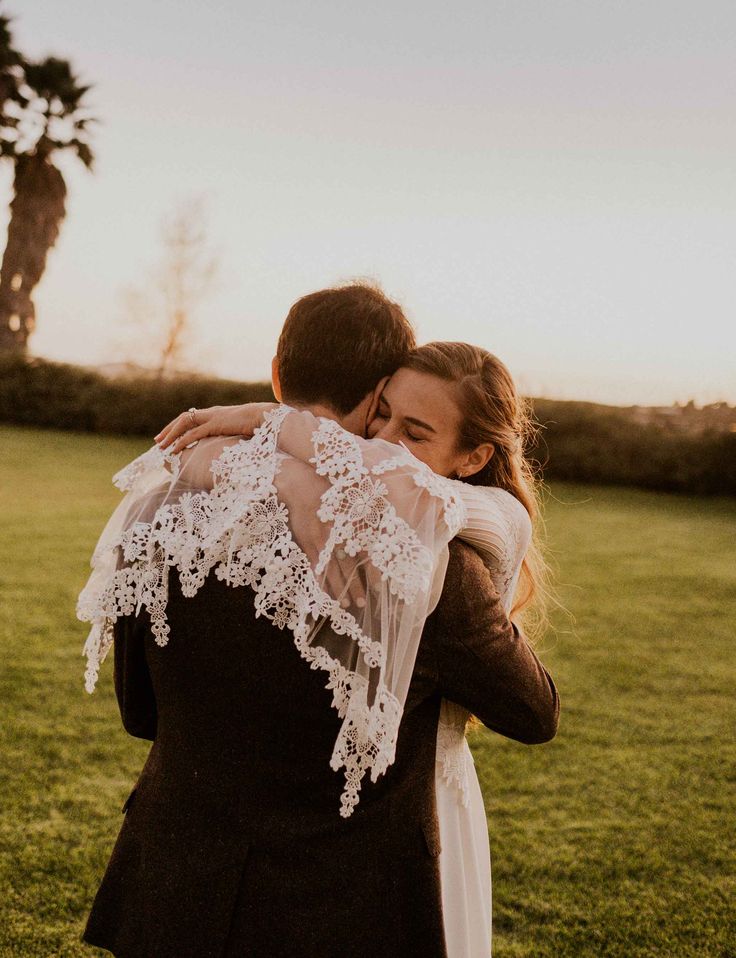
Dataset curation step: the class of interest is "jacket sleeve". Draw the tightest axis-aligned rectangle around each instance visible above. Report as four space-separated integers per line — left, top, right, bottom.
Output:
432 542 560 744
113 613 158 741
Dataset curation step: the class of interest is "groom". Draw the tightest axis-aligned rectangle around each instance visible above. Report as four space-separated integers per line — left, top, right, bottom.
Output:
82 283 559 958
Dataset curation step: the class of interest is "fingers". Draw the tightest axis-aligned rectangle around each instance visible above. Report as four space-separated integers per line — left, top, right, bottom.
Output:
155 411 193 448
156 408 217 448
171 422 220 453
154 415 181 443
155 403 265 450
170 423 213 454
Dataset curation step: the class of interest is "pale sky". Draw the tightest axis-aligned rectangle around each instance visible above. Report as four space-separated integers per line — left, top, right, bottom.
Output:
5 0 735 405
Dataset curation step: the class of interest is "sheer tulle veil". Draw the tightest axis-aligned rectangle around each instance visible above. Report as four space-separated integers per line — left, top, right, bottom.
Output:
77 406 466 817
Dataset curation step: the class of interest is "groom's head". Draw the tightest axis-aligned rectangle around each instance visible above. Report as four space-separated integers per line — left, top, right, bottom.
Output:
273 283 415 433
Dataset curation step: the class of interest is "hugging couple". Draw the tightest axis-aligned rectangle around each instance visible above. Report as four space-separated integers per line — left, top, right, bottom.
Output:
78 282 560 957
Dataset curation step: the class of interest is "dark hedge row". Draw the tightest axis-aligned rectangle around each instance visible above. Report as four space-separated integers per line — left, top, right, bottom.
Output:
530 399 736 496
0 355 274 436
1 356 734 495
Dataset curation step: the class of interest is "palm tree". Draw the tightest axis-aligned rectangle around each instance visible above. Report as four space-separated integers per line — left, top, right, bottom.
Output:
0 6 23 113
0 56 95 353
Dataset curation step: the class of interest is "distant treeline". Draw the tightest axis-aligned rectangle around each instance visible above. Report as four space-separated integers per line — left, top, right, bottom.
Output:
0 355 275 436
1 355 734 496
528 399 735 496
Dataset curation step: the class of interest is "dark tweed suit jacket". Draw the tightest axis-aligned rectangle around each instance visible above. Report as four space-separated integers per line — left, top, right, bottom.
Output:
82 541 559 958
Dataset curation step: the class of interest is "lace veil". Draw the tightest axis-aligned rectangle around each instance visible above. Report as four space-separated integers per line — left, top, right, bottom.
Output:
78 406 466 817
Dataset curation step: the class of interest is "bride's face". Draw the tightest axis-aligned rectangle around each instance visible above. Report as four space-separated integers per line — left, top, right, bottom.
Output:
367 367 469 477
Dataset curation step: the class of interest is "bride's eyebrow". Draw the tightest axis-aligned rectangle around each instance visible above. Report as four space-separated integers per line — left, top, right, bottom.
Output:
380 394 435 433
403 415 436 434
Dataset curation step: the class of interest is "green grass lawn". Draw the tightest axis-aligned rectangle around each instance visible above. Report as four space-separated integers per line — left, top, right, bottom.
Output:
1 425 734 957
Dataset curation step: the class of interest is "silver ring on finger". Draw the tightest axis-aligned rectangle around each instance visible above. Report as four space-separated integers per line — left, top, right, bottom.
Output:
187 407 198 427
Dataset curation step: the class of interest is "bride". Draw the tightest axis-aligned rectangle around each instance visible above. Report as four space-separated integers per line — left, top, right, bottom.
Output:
157 340 547 957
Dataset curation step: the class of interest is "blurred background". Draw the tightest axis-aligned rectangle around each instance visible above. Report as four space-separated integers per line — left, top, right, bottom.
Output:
0 3 733 956
0 0 734 493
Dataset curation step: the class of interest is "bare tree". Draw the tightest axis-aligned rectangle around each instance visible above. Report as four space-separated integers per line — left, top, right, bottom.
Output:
121 197 219 377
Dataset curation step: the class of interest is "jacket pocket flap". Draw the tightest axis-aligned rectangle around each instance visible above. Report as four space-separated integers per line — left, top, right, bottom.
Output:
420 819 442 858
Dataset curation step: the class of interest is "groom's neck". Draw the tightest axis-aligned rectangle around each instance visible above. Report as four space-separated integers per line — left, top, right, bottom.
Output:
288 401 365 438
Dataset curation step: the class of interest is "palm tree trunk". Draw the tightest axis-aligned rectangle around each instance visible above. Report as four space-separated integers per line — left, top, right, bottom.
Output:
0 153 66 353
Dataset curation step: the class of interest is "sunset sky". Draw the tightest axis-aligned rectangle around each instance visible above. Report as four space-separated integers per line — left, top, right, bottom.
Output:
4 1 734 405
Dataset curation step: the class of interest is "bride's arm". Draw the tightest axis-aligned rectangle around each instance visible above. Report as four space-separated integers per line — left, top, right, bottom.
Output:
157 405 532 575
157 404 444 494
452 483 532 611
156 405 532 598
266 409 533 577
155 402 278 453
270 413 534 615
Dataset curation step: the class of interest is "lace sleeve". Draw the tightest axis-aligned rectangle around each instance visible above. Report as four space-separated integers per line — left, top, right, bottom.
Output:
274 407 530 610
268 405 467 541
453 484 532 612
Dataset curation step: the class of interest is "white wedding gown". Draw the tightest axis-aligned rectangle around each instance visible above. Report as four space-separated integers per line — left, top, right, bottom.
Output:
437 484 532 958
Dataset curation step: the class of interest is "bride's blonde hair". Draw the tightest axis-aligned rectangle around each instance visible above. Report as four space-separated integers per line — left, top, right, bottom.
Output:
404 342 551 638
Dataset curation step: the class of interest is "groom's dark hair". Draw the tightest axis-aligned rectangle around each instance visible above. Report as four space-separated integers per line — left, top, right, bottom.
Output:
276 283 415 414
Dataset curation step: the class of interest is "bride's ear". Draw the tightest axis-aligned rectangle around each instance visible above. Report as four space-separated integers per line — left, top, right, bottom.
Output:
271 357 283 402
457 442 495 479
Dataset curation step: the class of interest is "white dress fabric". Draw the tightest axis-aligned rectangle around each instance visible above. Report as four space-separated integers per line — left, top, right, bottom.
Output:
440 485 532 958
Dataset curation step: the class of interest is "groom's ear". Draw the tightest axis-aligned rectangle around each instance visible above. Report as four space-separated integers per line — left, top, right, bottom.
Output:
271 357 283 402
366 376 390 428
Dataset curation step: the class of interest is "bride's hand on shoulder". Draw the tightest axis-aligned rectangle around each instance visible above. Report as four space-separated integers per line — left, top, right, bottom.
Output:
155 402 278 454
